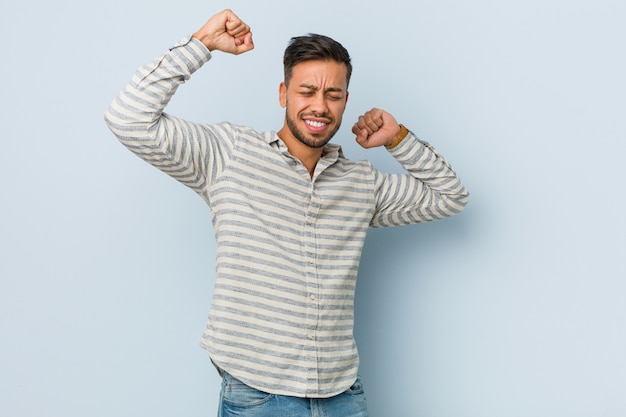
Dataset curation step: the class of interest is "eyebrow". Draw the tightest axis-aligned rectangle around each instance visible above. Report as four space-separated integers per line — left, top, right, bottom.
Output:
299 83 345 93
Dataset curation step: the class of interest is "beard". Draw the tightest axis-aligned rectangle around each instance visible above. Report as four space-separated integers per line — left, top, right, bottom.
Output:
285 111 342 149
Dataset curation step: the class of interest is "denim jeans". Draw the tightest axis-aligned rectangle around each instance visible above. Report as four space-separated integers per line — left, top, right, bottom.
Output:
218 372 369 417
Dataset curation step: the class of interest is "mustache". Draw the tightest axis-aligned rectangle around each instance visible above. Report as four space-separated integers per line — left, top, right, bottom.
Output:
301 111 333 121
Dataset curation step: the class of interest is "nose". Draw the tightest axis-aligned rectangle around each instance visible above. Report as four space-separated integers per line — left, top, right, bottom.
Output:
310 92 328 114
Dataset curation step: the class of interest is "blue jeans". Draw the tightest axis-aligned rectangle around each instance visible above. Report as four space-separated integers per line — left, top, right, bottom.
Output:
218 372 369 417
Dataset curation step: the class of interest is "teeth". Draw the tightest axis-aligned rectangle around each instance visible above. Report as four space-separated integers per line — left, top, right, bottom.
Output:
306 120 327 127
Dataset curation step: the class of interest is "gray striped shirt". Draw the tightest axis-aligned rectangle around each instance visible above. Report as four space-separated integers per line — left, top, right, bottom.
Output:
104 36 469 398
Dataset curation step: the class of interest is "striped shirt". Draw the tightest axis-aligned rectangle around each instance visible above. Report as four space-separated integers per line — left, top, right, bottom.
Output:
104 36 469 398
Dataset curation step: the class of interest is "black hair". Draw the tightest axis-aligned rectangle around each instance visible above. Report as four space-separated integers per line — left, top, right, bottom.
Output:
283 33 352 86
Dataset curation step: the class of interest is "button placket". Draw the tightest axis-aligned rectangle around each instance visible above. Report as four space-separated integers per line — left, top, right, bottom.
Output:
303 184 321 349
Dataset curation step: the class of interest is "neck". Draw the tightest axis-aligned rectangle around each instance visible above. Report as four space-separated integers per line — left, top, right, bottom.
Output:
277 127 324 178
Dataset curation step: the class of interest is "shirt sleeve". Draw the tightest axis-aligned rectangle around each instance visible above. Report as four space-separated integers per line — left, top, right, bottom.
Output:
370 131 470 227
104 36 233 195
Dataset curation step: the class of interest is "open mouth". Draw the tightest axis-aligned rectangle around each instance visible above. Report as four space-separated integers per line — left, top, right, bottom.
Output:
304 119 329 132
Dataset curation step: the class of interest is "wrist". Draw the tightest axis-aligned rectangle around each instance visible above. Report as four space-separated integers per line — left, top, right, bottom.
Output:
386 124 409 149
192 31 215 51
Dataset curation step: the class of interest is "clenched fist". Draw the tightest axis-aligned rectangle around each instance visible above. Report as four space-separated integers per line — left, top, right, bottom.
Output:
352 108 402 148
192 9 254 55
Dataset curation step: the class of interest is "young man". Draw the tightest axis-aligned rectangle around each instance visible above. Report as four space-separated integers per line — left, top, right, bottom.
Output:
105 9 469 417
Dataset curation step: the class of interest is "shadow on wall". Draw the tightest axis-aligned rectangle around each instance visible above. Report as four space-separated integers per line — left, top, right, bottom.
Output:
353 210 475 414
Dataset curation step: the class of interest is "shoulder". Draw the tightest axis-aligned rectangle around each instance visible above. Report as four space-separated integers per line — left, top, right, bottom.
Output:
211 121 260 135
331 150 377 179
206 121 266 142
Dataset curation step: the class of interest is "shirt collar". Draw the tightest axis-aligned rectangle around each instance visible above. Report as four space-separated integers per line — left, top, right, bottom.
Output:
266 131 345 160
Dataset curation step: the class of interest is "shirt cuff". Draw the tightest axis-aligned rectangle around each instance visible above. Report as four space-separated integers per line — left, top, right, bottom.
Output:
167 35 213 71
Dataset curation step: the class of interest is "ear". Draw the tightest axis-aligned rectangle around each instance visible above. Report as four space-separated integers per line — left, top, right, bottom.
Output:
345 91 349 105
279 82 287 108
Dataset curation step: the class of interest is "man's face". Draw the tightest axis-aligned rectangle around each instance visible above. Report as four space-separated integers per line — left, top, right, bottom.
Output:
279 60 349 149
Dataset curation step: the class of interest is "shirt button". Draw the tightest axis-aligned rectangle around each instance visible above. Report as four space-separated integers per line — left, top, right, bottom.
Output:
310 294 316 301
307 334 314 340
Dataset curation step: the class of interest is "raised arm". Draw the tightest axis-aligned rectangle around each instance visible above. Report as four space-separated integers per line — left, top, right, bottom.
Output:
352 108 470 226
104 10 253 194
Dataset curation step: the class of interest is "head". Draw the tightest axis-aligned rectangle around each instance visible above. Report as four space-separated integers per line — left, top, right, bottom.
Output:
278 34 352 149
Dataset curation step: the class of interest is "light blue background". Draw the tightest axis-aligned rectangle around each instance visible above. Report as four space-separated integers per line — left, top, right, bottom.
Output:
1 0 625 416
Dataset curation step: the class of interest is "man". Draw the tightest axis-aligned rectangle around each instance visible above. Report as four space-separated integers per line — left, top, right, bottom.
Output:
105 9 469 417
